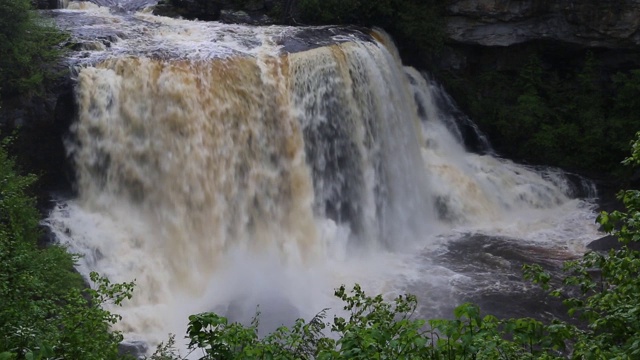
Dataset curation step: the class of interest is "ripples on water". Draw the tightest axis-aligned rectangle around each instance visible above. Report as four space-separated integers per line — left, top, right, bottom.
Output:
45 2 603 354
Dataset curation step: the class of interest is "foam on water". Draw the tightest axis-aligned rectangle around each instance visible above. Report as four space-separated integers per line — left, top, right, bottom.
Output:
55 3 369 67
46 5 603 354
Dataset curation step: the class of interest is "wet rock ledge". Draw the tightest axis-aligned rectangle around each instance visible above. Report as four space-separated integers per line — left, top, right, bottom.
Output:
153 0 280 24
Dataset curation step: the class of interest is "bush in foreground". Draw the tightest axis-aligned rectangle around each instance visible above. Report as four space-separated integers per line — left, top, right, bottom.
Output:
3 131 639 359
150 135 640 359
0 142 134 360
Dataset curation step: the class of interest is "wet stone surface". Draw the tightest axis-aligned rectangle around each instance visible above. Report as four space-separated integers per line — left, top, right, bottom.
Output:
417 234 580 322
49 7 376 66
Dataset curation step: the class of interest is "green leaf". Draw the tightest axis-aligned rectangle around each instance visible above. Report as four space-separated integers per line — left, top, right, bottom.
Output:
0 352 15 360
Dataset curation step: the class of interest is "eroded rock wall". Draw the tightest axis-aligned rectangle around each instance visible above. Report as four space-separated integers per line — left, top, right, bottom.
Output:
446 0 640 48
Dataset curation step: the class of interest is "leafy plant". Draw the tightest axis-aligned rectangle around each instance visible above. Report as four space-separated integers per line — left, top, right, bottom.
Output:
0 142 134 360
0 0 68 100
523 132 640 359
149 135 640 360
442 53 640 176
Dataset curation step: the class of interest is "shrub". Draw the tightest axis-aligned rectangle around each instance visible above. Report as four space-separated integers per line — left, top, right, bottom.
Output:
0 142 134 360
442 53 640 176
150 134 640 359
0 0 67 100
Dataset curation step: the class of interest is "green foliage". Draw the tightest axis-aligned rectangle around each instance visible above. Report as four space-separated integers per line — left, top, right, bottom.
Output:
0 143 134 359
0 2 126 356
293 0 445 56
522 133 640 359
0 0 67 99
442 53 640 176
323 285 428 359
161 307 327 359
154 286 573 359
149 136 640 359
154 255 636 359
152 285 433 359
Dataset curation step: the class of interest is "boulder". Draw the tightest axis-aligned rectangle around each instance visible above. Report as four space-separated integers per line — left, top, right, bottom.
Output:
588 235 640 251
220 9 274 25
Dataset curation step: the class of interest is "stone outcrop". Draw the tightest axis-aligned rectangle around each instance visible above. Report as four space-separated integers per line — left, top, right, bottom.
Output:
153 0 278 24
32 0 62 9
433 0 640 80
142 0 640 50
0 55 76 204
445 0 640 48
43 0 640 50
146 0 640 53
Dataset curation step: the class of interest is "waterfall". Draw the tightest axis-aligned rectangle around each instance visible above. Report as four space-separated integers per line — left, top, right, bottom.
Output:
46 3 602 351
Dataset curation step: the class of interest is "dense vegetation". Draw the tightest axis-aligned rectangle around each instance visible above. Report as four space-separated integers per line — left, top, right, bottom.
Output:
285 0 640 177
291 0 445 59
0 2 131 358
147 136 640 359
3 0 640 358
442 53 640 177
0 140 134 360
0 0 66 101
3 133 640 359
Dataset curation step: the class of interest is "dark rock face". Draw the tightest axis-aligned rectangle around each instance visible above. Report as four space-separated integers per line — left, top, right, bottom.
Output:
153 0 222 20
32 0 62 9
587 235 640 251
428 1 640 178
149 0 640 57
153 0 279 24
446 0 640 48
432 0 640 88
0 67 76 210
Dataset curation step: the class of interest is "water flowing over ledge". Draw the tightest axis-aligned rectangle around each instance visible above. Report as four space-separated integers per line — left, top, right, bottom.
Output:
46 1 602 354
52 2 374 66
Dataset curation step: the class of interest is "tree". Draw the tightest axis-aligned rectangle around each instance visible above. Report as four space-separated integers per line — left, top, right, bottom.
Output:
0 142 134 360
0 0 67 100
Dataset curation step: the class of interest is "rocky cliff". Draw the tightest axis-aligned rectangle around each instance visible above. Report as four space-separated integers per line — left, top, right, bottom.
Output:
434 0 640 75
21 0 640 178
446 0 640 48
35 0 640 51
153 0 279 24
438 0 640 96
141 0 640 69
437 1 640 178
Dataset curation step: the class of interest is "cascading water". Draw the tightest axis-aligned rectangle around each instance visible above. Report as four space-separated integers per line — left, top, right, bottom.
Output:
46 1 602 353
